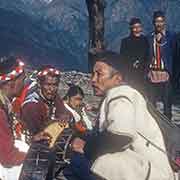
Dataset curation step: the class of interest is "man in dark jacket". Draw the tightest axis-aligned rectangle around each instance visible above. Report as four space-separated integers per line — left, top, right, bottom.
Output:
147 11 176 120
120 17 149 95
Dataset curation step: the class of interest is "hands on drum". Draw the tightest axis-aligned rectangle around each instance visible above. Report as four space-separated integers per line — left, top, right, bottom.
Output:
33 114 70 148
32 131 52 143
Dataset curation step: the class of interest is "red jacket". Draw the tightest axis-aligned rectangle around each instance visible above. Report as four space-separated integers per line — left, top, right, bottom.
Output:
21 95 71 135
0 108 26 167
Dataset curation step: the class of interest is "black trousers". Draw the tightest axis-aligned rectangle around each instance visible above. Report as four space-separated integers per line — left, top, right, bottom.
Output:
62 152 96 180
147 80 172 120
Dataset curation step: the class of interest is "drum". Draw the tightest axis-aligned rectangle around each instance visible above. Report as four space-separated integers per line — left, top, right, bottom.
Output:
19 122 73 180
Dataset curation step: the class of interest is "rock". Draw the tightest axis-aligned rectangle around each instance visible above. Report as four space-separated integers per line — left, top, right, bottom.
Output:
1 1 180 71
59 71 101 108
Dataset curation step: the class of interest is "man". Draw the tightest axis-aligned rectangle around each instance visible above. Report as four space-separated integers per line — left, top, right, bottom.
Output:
0 56 27 180
71 51 175 180
147 11 176 120
62 85 96 180
120 17 149 94
19 65 72 180
63 85 93 132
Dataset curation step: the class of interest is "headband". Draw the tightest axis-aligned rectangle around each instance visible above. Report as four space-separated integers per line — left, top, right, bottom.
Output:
0 60 25 84
37 68 60 77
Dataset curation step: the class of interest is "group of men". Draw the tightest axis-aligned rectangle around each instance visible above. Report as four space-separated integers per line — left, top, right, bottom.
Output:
120 10 179 120
0 56 96 180
0 10 180 180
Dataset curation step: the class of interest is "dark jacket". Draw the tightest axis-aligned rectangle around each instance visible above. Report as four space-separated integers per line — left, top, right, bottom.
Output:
21 94 70 135
172 32 180 89
120 34 149 90
147 31 176 76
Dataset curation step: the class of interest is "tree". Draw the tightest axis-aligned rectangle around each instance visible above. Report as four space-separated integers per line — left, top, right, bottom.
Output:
86 0 106 71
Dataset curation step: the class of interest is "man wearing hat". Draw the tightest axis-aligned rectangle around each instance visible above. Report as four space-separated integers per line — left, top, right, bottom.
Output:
18 65 73 180
0 56 27 180
71 50 175 180
120 17 149 95
147 10 176 120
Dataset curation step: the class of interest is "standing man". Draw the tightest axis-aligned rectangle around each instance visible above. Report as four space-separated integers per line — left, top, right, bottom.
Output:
71 51 175 180
0 56 27 180
120 17 149 94
147 11 176 120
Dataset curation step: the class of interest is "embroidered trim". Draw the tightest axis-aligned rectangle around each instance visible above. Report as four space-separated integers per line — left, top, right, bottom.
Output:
37 68 60 77
0 60 25 83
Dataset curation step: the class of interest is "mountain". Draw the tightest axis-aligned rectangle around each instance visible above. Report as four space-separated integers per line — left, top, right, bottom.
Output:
0 0 180 72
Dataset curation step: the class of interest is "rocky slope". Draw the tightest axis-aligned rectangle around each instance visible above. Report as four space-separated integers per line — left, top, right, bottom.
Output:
59 71 180 125
0 0 180 71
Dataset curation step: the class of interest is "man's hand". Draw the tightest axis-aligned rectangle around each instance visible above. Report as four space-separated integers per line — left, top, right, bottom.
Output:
71 137 86 154
148 70 169 83
33 131 52 143
58 113 71 125
156 33 163 42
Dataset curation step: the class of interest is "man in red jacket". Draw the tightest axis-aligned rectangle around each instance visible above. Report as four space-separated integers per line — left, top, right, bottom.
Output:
0 56 27 179
19 65 73 180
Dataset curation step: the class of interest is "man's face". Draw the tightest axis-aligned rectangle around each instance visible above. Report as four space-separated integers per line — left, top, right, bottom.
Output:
13 73 26 97
131 23 143 37
69 94 83 110
91 61 121 96
3 73 26 99
41 75 59 101
154 16 165 33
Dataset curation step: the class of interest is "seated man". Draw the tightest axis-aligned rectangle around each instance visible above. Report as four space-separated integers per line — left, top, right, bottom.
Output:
62 85 95 180
71 51 176 180
19 65 72 180
63 84 93 132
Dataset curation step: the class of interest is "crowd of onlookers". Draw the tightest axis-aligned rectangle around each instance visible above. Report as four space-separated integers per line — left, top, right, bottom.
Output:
119 10 180 121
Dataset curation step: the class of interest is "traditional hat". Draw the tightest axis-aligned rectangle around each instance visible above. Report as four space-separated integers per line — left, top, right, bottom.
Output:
92 50 128 75
37 65 60 82
0 56 25 84
153 10 165 22
129 17 142 26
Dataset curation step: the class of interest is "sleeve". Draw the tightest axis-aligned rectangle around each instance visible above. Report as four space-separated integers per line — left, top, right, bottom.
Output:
55 97 73 121
21 102 44 134
106 97 137 140
144 36 151 75
84 97 136 161
0 109 26 167
172 33 179 86
146 34 152 63
120 39 126 55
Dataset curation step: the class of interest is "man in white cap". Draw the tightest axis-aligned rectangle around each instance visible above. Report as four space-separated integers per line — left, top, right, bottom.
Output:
71 50 176 180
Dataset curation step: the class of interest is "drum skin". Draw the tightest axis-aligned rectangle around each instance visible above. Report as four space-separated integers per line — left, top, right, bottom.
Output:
19 126 73 180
